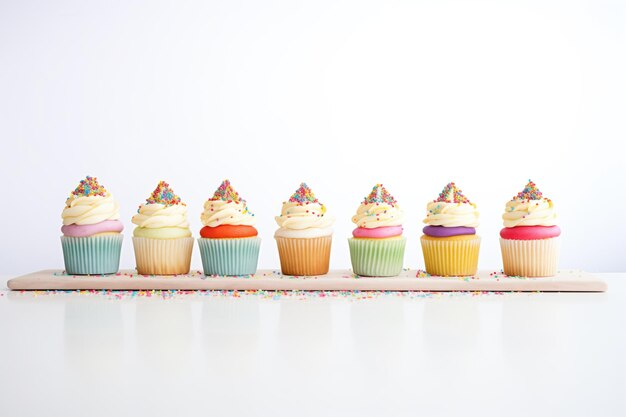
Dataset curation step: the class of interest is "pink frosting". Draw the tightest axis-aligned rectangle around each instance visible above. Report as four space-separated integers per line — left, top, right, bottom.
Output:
352 226 403 238
62 220 124 237
500 225 561 240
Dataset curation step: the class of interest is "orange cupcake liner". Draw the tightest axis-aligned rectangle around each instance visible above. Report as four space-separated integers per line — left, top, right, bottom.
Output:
275 235 332 276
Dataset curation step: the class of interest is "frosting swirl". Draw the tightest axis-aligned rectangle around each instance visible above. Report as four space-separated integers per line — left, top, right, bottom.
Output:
202 200 255 227
132 181 191 235
502 180 558 228
275 183 334 238
502 200 557 227
351 184 404 228
424 201 480 227
423 182 479 228
62 194 120 226
132 203 190 229
62 176 121 226
352 203 404 227
201 180 256 227
275 202 334 230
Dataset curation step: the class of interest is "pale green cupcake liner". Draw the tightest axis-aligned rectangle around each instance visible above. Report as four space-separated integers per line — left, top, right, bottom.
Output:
198 237 261 276
60 234 123 275
348 237 406 277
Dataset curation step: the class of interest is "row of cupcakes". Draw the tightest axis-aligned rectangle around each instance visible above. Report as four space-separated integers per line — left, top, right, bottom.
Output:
60 177 560 278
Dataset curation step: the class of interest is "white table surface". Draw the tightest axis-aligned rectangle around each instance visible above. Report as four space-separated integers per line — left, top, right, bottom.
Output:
0 273 623 417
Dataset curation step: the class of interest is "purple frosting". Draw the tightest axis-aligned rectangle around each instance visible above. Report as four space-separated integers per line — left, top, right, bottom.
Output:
423 226 476 238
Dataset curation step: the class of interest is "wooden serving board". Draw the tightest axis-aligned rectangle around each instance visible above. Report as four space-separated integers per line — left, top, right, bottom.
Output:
6 269 606 292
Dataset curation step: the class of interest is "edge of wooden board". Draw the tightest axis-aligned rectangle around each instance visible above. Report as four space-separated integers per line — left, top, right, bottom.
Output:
6 269 608 292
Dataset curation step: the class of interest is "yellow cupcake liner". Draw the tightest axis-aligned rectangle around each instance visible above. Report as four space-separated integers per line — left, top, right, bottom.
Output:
420 235 481 276
132 237 194 275
499 237 560 277
275 235 332 276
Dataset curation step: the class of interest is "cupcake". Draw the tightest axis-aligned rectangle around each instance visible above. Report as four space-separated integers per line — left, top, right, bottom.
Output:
348 184 406 276
499 180 560 277
274 183 334 276
198 180 261 276
131 181 194 275
420 182 480 276
61 176 124 275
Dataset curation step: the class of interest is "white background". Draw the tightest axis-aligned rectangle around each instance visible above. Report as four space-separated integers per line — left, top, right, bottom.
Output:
1 0 625 275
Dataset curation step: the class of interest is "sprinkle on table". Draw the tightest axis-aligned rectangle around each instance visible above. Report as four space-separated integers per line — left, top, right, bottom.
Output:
15 288 508 300
33 270 513 300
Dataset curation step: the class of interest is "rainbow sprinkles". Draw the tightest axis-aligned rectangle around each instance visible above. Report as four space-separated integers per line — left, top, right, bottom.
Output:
289 183 319 204
363 184 397 206
69 176 108 199
145 181 184 206
435 182 472 204
512 180 548 202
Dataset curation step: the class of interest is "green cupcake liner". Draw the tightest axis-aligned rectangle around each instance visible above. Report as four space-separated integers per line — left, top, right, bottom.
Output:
61 234 123 275
197 237 261 276
348 237 406 277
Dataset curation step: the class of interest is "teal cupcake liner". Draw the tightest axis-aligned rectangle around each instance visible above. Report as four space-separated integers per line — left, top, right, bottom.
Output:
61 234 123 275
198 237 261 276
348 237 406 277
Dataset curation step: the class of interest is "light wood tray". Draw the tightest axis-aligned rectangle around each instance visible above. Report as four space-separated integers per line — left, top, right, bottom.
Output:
6 269 607 292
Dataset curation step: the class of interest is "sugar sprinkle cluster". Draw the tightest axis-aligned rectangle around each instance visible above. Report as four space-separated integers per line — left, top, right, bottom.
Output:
289 183 319 204
435 182 471 204
208 179 253 216
210 179 243 203
145 181 184 206
70 176 108 198
363 184 397 206
513 180 547 201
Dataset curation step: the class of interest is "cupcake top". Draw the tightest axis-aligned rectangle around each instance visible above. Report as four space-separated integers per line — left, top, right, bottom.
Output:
275 183 334 238
132 181 191 237
423 182 479 228
352 184 404 228
201 180 256 227
502 180 557 228
62 176 121 226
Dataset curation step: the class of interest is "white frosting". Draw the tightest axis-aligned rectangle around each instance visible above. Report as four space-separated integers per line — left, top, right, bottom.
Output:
503 199 557 227
275 201 334 238
274 226 333 238
132 203 190 229
62 194 120 226
352 203 404 228
423 201 480 228
201 200 256 227
275 202 334 230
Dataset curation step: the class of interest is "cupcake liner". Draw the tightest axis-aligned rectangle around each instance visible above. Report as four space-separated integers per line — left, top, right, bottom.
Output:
500 237 560 277
132 237 194 275
420 235 481 276
197 237 261 276
348 237 406 277
275 235 332 276
61 234 123 275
